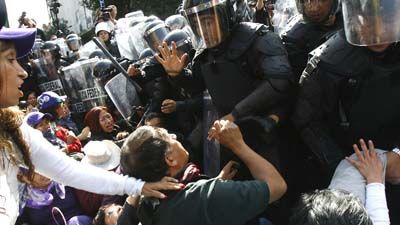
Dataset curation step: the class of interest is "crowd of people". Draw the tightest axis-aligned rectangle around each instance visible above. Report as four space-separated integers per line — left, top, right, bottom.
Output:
1 0 400 225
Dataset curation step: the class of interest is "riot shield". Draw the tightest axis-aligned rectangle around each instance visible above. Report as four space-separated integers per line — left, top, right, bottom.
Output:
128 19 149 59
79 40 100 59
61 58 108 114
203 91 220 177
115 17 138 60
31 57 65 96
54 38 69 58
104 73 142 120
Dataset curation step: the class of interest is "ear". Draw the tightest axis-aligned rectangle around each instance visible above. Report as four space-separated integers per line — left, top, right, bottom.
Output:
165 152 177 167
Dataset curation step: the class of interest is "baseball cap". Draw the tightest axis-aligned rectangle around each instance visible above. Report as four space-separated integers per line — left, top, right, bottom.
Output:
26 111 53 127
37 91 67 110
0 27 37 58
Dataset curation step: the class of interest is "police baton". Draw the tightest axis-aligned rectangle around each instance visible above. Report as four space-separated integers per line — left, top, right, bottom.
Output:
92 37 142 93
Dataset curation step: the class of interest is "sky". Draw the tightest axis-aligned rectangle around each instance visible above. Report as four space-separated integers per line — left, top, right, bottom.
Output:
5 0 50 29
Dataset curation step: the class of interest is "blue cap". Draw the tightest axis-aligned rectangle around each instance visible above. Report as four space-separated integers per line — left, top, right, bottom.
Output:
0 27 37 58
37 91 66 110
26 112 52 127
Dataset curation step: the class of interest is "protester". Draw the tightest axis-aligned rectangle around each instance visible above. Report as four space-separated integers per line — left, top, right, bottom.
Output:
84 106 129 144
0 26 182 225
18 171 92 225
290 189 373 225
120 122 287 225
329 139 391 225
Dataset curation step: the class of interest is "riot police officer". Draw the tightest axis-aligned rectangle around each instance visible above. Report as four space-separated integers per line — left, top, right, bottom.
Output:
293 0 400 187
65 33 82 63
281 0 342 81
158 0 292 147
157 1 293 223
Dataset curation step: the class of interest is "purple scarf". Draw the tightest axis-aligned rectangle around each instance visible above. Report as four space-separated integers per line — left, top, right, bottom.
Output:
25 181 66 209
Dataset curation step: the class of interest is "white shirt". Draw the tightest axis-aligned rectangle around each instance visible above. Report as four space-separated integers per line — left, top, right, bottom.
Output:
329 149 390 225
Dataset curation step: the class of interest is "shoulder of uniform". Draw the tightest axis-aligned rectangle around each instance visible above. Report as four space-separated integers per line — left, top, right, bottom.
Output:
310 31 369 76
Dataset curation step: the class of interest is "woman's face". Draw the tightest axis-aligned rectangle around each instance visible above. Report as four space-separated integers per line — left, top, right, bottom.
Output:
104 204 123 225
98 31 110 42
99 110 114 133
27 92 37 106
0 42 28 108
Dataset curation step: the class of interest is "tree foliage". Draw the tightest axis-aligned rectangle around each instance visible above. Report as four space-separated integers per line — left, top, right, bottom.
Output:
82 0 182 20
43 18 71 38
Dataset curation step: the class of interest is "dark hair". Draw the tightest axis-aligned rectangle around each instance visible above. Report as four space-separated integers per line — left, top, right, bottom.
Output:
290 189 373 225
40 104 60 119
84 106 112 134
144 112 164 125
93 204 112 225
121 136 169 182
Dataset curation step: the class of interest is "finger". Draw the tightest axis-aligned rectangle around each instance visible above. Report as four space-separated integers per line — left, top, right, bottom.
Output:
368 140 375 151
360 139 368 152
161 176 178 183
353 144 363 160
147 190 167 199
162 42 171 58
171 41 178 57
157 44 168 59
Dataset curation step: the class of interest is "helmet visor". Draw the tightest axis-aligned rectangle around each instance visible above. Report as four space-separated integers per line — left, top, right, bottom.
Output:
67 39 81 51
144 23 170 52
342 0 400 46
183 0 229 48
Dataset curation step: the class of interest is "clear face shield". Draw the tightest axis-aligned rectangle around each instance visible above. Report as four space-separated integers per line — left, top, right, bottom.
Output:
67 38 81 52
182 0 230 49
144 23 170 52
342 0 400 46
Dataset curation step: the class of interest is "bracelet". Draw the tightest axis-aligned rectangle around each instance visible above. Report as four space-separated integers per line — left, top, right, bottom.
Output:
392 148 400 157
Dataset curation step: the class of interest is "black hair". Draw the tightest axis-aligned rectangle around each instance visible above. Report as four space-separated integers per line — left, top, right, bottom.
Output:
40 104 60 120
290 189 373 225
121 136 170 182
144 112 163 123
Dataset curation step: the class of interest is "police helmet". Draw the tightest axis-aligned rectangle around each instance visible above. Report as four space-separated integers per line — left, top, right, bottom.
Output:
89 49 107 59
138 48 153 60
66 33 82 52
165 15 189 30
92 59 118 81
143 20 170 53
181 0 251 48
41 41 61 61
163 29 193 55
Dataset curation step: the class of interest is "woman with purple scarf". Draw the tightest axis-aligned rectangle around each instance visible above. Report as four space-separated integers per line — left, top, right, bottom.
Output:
18 172 91 225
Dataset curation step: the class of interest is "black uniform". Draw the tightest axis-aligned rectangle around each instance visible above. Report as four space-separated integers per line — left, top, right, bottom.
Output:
293 30 400 173
282 14 343 81
175 22 292 120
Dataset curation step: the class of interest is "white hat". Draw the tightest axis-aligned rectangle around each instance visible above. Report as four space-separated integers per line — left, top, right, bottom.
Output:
95 22 111 35
81 140 121 170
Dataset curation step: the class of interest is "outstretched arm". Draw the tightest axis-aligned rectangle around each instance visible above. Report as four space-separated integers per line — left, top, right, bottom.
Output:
212 120 287 203
23 123 182 198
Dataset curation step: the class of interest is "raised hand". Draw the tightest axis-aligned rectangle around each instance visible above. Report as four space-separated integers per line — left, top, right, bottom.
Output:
155 41 188 77
346 139 384 184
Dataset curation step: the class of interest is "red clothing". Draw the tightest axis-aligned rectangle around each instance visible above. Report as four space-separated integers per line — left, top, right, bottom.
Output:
55 126 82 153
